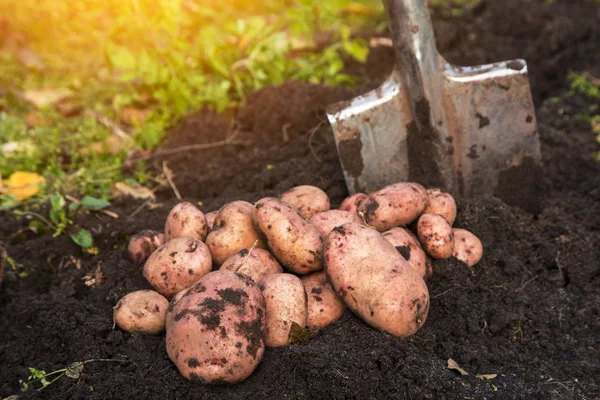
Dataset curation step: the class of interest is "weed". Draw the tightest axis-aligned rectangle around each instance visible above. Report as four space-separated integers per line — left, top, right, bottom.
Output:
569 72 600 160
14 193 110 251
0 0 383 204
19 359 128 392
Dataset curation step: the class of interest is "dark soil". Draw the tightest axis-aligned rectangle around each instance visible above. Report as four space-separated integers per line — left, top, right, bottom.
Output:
1 0 599 398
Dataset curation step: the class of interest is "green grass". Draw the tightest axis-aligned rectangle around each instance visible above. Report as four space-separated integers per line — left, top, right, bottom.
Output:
569 72 600 161
0 0 384 207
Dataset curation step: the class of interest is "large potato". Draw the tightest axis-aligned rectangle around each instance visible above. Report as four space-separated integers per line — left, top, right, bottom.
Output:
280 185 330 219
301 271 344 331
417 213 454 260
261 273 307 347
113 290 169 335
452 228 483 267
424 188 457 225
360 182 428 231
324 223 429 337
309 209 363 238
220 248 283 285
127 230 165 263
339 193 368 216
166 270 266 383
165 202 208 242
382 227 432 280
253 198 323 275
206 201 266 266
143 237 212 298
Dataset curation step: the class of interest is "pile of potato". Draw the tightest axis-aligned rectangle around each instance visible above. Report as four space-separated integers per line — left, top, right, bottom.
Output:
114 183 483 384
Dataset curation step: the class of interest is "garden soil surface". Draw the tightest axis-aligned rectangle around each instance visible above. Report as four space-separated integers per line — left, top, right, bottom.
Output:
1 0 599 399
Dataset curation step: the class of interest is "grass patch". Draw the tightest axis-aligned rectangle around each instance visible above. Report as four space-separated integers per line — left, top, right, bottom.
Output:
0 0 384 206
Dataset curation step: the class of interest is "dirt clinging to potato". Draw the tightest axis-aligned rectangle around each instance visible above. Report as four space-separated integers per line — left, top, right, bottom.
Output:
1 0 600 398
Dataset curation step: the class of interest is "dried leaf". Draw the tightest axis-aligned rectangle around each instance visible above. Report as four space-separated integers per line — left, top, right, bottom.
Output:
288 321 310 344
1 171 46 200
448 359 469 376
83 263 103 287
81 134 133 156
476 374 498 380
23 88 72 108
16 48 45 70
112 182 156 201
65 362 84 379
119 107 148 126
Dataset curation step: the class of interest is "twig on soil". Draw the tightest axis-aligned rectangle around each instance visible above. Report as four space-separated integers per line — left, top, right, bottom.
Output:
282 122 291 143
162 161 182 200
515 275 540 292
84 110 132 141
126 128 243 165
128 199 153 220
308 120 326 162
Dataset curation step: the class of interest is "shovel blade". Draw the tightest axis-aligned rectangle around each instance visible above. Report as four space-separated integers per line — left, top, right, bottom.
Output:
444 59 542 198
327 59 543 202
326 72 413 194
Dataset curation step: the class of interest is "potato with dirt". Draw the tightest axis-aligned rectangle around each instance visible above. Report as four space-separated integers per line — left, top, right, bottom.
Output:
206 201 266 265
113 290 169 335
382 227 432 280
165 202 209 242
261 273 307 347
309 209 363 237
220 247 283 284
253 198 323 274
360 182 429 231
324 223 429 337
301 271 344 331
280 185 330 219
417 213 454 260
143 237 212 298
424 188 457 225
127 230 165 263
452 228 483 267
166 270 266 383
339 193 368 216
205 211 218 231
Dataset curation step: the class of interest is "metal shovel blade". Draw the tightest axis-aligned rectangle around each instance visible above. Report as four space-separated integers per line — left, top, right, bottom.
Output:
327 0 542 201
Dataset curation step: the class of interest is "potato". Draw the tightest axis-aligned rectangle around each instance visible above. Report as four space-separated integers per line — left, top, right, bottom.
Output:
339 193 368 216
113 290 169 335
360 182 428 231
143 237 212 298
205 211 218 231
206 201 266 266
424 188 457 225
382 227 432 280
165 202 208 242
309 209 363 238
301 271 344 331
452 228 483 267
280 185 330 219
324 223 429 337
166 270 266 383
220 248 283 285
417 213 454 260
253 198 323 275
261 273 307 347
127 230 165 263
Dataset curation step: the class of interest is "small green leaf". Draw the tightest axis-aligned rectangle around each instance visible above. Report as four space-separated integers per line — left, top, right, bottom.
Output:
70 229 93 249
80 196 110 211
50 194 66 211
68 202 80 213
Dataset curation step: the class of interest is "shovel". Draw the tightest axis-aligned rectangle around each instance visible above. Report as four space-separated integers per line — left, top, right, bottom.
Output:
327 0 542 204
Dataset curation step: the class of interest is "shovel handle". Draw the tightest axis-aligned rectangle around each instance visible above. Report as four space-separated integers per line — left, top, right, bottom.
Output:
383 0 439 103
